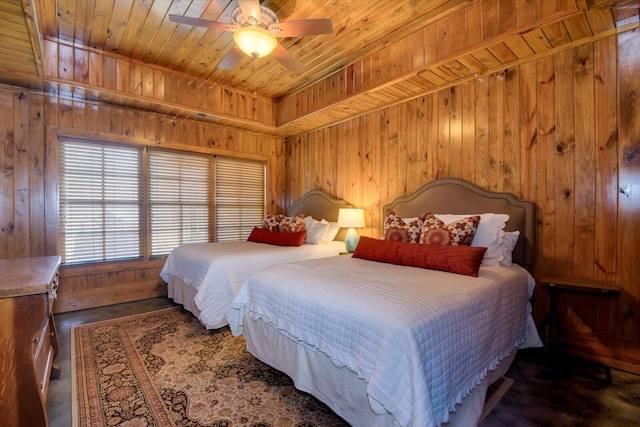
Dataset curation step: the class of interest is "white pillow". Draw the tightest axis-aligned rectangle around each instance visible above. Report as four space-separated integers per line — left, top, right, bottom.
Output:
320 220 341 243
304 216 340 244
435 213 509 266
499 230 520 267
303 216 329 244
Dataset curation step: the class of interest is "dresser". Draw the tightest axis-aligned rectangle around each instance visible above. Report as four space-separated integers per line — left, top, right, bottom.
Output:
0 256 61 427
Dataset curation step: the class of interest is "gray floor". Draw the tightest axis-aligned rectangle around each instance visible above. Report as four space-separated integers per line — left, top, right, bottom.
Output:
46 297 640 426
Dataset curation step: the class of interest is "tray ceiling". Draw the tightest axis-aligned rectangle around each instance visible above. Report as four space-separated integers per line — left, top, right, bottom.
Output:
0 0 638 137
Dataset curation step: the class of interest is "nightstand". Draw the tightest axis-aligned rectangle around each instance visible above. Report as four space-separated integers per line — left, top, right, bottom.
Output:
540 276 620 383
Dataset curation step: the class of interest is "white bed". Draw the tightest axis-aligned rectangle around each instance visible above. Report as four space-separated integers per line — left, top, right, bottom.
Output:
227 178 543 427
160 190 351 329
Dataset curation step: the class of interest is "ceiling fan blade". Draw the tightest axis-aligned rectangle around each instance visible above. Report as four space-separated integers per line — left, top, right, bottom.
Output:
218 44 245 69
169 14 236 32
271 44 304 72
269 19 333 37
238 0 261 25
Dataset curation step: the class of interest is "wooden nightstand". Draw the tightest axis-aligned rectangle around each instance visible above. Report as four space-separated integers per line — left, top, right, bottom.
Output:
540 276 620 382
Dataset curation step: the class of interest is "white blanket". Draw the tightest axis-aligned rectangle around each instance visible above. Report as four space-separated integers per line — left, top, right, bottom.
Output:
160 240 345 328
228 256 535 427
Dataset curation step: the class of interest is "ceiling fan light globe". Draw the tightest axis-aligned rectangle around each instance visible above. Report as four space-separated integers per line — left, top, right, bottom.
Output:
233 27 278 58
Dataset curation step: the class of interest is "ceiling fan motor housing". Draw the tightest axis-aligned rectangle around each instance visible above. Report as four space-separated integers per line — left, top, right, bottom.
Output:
231 5 279 29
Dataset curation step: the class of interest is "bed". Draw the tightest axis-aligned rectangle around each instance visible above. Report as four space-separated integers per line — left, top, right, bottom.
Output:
159 190 350 329
227 178 543 427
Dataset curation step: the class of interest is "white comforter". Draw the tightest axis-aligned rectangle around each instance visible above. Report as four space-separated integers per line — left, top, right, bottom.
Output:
228 256 535 427
160 240 345 328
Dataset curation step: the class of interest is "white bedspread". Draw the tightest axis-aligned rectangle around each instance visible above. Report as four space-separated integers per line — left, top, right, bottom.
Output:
160 240 345 328
227 256 535 427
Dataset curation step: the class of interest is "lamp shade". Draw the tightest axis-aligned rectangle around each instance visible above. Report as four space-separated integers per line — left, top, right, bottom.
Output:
233 26 278 58
337 208 365 228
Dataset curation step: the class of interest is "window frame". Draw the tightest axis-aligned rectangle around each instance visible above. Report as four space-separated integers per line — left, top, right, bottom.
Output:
58 138 143 264
56 132 270 265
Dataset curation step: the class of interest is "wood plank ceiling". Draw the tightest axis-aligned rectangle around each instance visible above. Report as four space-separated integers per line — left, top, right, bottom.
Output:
0 0 638 137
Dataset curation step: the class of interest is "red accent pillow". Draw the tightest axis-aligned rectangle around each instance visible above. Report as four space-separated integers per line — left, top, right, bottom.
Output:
247 227 306 247
352 236 487 277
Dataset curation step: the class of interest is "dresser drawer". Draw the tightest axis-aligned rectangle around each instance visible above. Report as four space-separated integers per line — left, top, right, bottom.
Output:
33 318 54 398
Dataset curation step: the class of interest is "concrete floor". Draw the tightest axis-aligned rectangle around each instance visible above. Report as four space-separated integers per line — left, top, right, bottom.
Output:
46 297 640 426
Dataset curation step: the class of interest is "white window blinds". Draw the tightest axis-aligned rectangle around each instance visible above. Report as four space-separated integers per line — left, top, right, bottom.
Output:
59 140 142 263
215 156 266 241
148 149 213 256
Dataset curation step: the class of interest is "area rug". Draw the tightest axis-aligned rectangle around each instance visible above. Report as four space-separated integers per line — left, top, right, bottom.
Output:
72 306 513 426
72 307 348 426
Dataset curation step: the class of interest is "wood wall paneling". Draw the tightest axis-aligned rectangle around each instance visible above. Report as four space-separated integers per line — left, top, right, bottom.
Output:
285 32 640 373
2 0 639 373
42 39 277 134
617 29 640 343
592 58 619 277
0 86 285 312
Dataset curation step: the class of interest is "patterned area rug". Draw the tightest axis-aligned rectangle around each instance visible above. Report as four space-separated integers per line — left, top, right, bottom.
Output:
72 307 348 427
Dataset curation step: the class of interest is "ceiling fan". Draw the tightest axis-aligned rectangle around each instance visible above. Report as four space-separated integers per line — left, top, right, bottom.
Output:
169 0 333 72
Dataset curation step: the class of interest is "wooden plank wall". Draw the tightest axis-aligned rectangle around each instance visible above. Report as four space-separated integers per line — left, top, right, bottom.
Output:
285 31 640 373
43 38 276 134
0 87 285 312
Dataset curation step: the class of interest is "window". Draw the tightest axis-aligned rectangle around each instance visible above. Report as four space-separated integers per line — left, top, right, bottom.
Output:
59 140 141 263
215 156 266 241
59 139 267 264
148 149 212 256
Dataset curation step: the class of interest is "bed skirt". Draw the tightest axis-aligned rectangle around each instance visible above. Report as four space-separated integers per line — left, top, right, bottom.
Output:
166 274 228 329
242 316 516 427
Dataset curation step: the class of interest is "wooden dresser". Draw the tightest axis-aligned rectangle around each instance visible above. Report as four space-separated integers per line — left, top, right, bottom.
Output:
0 256 61 427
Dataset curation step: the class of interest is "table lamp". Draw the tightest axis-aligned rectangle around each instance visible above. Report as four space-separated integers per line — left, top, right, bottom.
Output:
337 208 365 253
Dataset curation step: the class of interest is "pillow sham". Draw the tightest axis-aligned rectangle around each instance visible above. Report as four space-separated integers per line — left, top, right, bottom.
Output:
383 210 426 243
434 213 509 266
499 230 520 267
384 226 413 243
247 227 306 246
419 213 480 246
319 220 341 243
262 213 282 231
353 236 487 277
279 213 306 232
304 216 330 244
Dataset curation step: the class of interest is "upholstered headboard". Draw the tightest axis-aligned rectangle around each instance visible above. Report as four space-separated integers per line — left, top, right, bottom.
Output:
382 178 536 266
286 190 352 223
286 190 352 242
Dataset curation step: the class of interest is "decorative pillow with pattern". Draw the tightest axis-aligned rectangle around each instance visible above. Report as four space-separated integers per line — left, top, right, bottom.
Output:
419 213 480 246
262 213 283 232
383 210 426 243
384 227 411 243
279 213 306 232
